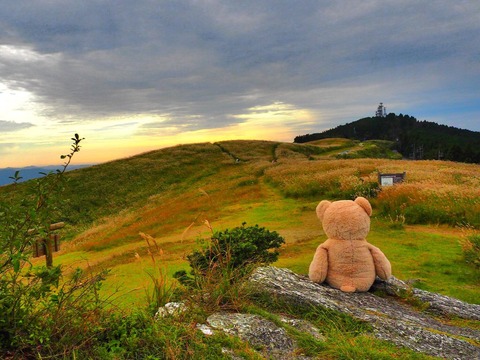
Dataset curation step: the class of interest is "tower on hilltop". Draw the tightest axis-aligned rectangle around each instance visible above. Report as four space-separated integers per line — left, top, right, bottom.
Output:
375 102 386 117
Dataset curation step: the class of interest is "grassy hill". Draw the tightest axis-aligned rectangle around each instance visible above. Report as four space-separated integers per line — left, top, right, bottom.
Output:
2 139 479 358
14 139 476 303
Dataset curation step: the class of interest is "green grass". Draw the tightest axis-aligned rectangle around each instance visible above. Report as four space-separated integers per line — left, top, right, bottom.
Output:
369 221 479 303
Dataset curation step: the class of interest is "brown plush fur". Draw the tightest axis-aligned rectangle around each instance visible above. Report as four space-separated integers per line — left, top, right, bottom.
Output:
308 197 392 292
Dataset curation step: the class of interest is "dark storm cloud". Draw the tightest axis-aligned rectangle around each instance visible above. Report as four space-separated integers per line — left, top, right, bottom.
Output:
0 0 479 131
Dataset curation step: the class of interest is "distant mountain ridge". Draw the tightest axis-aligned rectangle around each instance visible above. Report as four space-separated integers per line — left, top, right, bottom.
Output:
0 165 91 186
294 113 480 163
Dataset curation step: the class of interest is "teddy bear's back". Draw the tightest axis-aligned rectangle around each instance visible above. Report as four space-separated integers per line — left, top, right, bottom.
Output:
323 239 376 292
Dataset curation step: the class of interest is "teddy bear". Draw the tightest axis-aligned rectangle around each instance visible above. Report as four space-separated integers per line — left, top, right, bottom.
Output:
308 196 391 292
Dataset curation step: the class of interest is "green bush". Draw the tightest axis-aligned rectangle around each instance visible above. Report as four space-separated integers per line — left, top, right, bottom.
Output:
175 223 284 286
174 223 284 311
195 224 283 271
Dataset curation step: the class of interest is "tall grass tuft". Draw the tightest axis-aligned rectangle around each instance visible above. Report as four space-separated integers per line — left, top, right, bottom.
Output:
139 232 176 314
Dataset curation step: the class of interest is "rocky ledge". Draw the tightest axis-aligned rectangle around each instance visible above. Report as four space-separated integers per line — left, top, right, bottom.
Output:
158 267 479 359
244 266 479 359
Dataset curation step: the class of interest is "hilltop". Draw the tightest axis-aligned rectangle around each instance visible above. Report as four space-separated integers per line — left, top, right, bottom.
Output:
294 113 480 163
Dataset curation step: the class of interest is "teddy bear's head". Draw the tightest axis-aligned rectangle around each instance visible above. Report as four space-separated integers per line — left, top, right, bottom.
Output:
316 197 372 241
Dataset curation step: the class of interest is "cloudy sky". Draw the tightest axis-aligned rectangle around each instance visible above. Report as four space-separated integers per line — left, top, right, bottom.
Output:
1 1 479 167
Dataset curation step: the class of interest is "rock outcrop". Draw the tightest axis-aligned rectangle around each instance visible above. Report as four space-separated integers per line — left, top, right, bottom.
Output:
246 266 480 360
158 267 479 359
200 311 325 359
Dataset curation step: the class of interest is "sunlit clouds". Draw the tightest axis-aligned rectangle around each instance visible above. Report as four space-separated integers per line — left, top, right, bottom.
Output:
0 102 316 167
1 1 479 166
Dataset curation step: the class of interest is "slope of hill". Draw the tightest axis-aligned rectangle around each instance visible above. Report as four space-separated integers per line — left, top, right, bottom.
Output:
2 139 479 358
294 113 480 163
6 139 474 300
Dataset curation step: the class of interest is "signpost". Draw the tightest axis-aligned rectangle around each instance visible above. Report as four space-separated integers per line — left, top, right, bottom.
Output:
378 172 406 187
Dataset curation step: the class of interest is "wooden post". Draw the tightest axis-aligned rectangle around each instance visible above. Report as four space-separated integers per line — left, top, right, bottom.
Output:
53 233 60 252
45 234 54 268
31 222 65 267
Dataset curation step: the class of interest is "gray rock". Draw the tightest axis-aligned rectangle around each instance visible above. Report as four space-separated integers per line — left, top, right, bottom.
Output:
201 313 324 359
196 323 214 336
155 302 187 318
412 287 480 321
248 266 480 360
207 312 301 360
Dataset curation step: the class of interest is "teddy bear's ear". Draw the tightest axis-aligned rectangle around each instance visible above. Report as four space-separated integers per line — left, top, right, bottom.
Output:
316 200 331 222
355 196 372 216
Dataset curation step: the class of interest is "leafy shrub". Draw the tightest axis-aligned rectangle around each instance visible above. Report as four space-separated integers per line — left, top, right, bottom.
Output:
190 223 284 273
174 223 284 311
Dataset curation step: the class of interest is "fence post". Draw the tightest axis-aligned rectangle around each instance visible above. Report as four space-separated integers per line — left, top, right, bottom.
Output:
31 222 64 267
45 235 54 268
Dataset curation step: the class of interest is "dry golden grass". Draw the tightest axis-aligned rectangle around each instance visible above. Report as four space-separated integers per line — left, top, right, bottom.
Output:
265 157 480 226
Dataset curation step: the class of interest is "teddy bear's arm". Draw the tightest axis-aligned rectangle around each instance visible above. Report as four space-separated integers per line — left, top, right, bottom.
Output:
308 245 328 283
368 244 392 280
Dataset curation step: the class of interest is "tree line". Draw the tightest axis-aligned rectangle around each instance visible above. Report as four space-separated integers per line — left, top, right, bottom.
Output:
294 113 480 163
